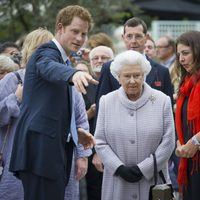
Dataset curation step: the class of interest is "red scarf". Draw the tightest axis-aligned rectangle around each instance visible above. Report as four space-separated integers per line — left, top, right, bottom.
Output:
175 70 200 191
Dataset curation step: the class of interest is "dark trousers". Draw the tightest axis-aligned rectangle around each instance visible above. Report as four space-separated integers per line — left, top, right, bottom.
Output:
19 171 66 200
183 158 200 200
86 155 103 200
19 141 74 200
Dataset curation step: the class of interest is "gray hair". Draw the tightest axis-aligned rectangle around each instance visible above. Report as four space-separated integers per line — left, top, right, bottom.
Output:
89 45 114 60
0 54 17 73
110 50 151 81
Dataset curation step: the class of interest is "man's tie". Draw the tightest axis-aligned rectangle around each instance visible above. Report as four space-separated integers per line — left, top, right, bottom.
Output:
66 59 71 66
65 59 78 145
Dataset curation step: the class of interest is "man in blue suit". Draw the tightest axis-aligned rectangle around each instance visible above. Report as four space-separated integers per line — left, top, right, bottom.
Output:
96 17 173 108
9 5 97 200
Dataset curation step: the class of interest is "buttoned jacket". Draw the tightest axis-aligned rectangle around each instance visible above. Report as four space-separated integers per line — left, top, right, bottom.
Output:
10 41 77 181
95 83 175 200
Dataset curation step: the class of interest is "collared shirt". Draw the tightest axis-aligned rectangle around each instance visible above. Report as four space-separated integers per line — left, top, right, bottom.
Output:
52 38 69 63
161 55 176 69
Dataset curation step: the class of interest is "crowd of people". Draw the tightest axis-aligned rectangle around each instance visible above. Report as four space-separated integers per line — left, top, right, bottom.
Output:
0 4 200 200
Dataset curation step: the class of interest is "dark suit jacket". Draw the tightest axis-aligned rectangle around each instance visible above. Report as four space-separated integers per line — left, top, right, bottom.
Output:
10 41 77 182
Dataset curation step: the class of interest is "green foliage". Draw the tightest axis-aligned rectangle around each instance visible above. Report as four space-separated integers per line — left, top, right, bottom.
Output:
0 0 143 42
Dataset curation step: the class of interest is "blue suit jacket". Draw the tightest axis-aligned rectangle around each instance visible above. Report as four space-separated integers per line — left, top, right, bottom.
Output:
10 41 77 182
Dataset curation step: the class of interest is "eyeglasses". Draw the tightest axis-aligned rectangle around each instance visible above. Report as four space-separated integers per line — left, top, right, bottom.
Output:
155 45 169 49
125 33 145 42
91 56 110 62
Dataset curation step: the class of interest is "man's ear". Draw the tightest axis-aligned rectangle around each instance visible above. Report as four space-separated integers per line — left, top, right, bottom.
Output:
56 23 63 33
146 32 150 37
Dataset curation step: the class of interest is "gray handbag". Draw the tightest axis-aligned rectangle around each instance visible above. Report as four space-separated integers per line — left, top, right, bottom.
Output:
149 153 175 200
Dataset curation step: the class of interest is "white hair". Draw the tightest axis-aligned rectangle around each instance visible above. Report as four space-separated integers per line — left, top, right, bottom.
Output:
89 45 114 60
110 50 151 81
0 54 17 73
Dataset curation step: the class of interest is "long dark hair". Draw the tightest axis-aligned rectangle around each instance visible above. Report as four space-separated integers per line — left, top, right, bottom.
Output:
175 31 200 85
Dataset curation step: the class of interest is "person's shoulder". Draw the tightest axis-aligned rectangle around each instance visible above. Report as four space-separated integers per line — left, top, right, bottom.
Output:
0 71 18 97
151 86 170 101
101 60 113 70
38 40 54 49
149 58 168 72
0 71 17 84
100 89 118 101
37 41 58 53
35 41 60 58
17 68 25 76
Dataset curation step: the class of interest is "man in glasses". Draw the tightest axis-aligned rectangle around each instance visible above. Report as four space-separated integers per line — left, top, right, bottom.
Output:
156 35 176 72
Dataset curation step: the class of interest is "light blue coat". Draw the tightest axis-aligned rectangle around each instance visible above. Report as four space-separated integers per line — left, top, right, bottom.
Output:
95 83 175 200
0 69 25 200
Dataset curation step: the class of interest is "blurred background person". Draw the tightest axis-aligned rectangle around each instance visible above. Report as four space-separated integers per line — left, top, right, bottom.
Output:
84 45 114 200
75 44 114 200
89 45 114 79
75 62 92 74
175 30 200 200
0 55 18 79
0 42 22 68
156 35 176 71
95 50 175 200
0 28 54 200
156 35 181 103
86 32 115 53
156 35 181 95
144 34 156 60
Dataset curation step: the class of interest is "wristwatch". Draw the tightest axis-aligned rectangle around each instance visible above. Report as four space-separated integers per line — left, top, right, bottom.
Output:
191 135 200 148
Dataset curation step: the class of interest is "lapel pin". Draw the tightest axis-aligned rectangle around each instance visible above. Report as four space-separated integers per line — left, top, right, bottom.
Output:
149 95 156 104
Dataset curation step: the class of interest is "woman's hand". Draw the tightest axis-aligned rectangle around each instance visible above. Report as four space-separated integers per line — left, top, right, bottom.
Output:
15 84 23 102
77 128 96 149
175 139 199 158
87 104 96 120
92 153 104 172
75 157 88 181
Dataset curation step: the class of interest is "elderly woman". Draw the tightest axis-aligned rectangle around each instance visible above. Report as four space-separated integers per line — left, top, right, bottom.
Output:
94 50 175 200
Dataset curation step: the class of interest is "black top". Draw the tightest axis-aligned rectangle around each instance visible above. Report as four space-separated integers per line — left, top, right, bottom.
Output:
182 97 200 200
